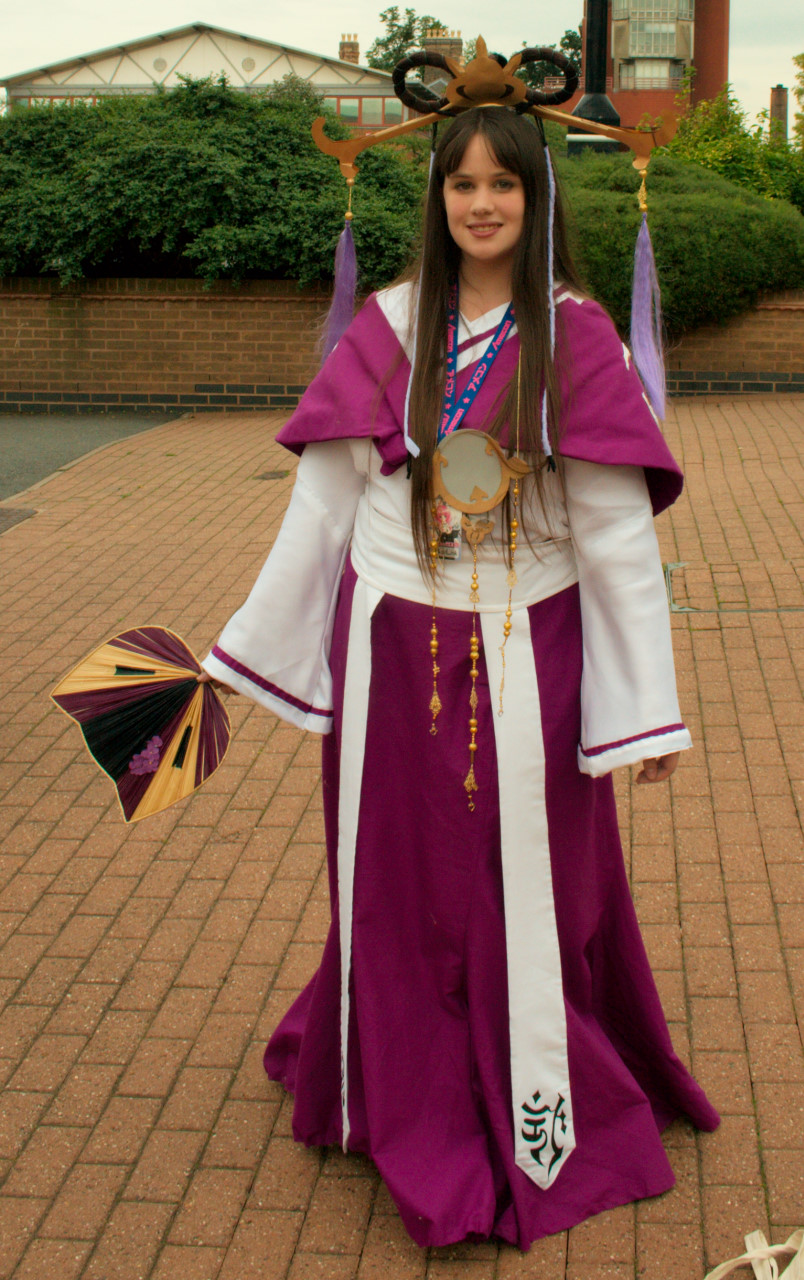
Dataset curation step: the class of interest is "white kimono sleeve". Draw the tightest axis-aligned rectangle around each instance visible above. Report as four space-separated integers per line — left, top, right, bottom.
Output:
202 440 366 734
564 457 692 777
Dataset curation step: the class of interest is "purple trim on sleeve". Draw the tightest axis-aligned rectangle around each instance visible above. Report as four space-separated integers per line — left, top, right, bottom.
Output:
211 646 332 720
580 722 686 759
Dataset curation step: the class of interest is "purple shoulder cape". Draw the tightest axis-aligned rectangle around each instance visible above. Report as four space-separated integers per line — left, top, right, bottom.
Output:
277 292 682 514
555 297 682 514
277 294 409 476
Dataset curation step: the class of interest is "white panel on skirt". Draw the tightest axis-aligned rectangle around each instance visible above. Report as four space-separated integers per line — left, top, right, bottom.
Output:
481 607 575 1187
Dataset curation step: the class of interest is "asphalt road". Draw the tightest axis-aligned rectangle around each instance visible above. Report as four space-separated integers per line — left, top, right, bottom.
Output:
0 411 181 502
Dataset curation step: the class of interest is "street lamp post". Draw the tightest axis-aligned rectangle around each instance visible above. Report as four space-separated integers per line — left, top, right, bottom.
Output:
568 0 620 155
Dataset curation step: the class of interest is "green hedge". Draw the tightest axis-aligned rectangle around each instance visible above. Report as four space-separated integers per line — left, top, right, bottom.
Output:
0 76 425 290
1 76 803 337
554 149 804 335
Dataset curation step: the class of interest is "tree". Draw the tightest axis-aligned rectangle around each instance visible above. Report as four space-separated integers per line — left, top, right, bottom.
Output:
793 52 804 147
559 28 582 73
668 83 804 212
516 28 582 92
366 7 445 72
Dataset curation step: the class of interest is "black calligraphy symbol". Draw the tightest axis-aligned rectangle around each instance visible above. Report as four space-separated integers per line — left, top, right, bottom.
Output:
521 1091 568 1176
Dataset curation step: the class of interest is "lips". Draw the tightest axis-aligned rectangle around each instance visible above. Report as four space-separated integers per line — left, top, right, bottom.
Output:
467 223 502 237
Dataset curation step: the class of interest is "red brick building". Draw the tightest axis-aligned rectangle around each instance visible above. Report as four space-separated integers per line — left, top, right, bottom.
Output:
568 0 731 126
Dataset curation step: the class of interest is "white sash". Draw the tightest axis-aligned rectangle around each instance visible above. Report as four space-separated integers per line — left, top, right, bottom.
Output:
481 607 575 1187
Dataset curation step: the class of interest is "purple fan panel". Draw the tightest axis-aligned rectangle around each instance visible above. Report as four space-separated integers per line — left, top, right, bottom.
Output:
53 678 186 723
195 684 230 788
112 627 200 671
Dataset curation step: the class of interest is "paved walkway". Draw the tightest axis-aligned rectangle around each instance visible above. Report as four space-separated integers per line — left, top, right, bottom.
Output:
1 399 803 1280
0 412 179 504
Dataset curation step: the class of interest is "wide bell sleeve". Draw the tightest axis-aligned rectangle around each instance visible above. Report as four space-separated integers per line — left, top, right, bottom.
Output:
564 456 692 777
201 440 366 734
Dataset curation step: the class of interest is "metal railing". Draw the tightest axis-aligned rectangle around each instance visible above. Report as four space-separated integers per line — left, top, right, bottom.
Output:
618 75 683 89
612 5 692 16
541 71 681 92
541 74 613 90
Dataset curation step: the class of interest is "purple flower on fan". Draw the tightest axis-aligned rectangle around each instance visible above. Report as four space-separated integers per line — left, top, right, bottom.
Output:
129 735 163 775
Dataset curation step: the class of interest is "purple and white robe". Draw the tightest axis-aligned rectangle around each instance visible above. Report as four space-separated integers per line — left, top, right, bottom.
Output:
202 285 719 1249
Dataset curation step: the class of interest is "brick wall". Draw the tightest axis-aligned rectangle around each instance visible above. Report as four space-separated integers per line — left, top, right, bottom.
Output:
666 292 804 395
0 278 327 413
1 278 802 412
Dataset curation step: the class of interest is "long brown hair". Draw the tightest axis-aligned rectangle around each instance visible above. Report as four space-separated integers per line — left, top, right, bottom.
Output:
407 107 586 569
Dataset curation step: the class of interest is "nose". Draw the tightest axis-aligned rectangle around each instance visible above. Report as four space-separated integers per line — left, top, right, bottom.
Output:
470 185 493 215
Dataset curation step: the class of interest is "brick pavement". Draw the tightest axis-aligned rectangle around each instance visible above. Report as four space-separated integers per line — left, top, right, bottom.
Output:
1 400 803 1280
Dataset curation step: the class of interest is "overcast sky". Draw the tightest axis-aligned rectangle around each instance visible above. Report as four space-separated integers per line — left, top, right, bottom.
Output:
2 0 801 127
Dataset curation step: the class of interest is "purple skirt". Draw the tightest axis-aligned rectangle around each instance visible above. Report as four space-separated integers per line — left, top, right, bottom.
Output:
265 562 719 1249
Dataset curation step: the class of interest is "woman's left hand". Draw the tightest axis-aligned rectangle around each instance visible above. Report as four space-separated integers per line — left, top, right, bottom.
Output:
197 671 236 696
636 752 680 784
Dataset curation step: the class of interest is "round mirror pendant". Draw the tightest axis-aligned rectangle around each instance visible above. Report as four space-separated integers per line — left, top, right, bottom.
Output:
432 430 531 515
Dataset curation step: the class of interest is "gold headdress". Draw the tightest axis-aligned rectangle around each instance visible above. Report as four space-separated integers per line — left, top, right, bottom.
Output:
314 37 675 187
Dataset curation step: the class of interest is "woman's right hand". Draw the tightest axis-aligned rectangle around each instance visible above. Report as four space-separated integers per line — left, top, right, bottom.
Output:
196 671 237 696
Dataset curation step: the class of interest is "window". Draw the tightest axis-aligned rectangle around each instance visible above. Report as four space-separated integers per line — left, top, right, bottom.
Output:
619 58 684 88
26 95 99 107
320 96 406 125
361 97 384 125
630 20 677 55
338 98 359 122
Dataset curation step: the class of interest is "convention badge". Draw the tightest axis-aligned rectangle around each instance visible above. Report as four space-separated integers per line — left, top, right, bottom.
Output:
433 499 462 560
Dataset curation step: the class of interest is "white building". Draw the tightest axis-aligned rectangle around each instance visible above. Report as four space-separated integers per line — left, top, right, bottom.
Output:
0 22 407 129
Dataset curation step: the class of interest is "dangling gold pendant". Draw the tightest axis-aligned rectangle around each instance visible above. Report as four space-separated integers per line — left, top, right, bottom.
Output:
429 689 442 733
461 513 494 550
464 605 481 810
464 763 478 810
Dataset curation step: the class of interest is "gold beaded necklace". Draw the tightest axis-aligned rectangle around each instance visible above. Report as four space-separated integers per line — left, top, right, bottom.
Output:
428 351 529 808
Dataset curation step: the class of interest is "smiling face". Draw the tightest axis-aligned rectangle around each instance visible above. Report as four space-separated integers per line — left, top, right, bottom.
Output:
442 133 526 273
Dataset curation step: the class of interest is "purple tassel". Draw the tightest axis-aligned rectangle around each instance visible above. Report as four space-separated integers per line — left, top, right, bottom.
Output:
321 220 357 364
630 212 666 419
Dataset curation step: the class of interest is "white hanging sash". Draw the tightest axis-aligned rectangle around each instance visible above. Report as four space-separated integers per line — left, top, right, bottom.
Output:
481 607 575 1188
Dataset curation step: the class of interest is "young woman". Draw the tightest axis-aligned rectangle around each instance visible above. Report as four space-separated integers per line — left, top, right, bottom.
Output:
200 107 719 1249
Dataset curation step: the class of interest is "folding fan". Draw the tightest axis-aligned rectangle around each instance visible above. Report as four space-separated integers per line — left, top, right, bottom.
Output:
51 626 230 822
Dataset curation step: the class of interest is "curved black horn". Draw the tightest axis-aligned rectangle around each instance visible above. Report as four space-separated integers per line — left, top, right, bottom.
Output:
392 50 451 114
517 47 578 106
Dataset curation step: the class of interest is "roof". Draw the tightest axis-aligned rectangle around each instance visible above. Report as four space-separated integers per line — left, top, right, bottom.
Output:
1 21 391 93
